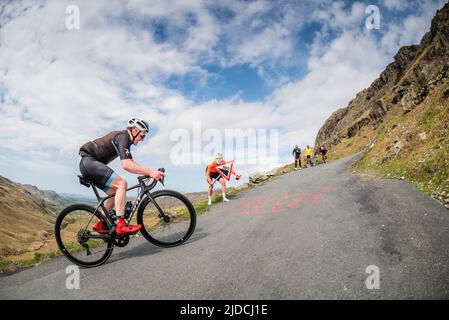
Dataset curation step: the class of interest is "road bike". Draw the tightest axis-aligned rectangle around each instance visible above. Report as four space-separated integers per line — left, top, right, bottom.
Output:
54 169 196 268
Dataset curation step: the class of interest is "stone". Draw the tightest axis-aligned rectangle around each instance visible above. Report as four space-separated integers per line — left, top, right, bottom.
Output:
266 167 279 177
394 141 403 155
401 90 416 113
249 172 269 184
418 132 427 141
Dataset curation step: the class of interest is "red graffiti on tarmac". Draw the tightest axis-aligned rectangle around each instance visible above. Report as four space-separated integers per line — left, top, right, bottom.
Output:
238 187 333 216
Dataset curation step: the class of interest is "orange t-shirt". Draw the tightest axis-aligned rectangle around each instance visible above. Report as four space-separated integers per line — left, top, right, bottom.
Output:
206 160 225 175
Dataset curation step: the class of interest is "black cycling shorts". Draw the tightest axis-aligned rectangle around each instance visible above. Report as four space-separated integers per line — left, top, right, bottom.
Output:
209 172 223 181
79 156 116 192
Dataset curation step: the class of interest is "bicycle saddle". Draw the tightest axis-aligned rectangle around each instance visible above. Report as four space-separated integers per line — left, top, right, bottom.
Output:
78 175 92 188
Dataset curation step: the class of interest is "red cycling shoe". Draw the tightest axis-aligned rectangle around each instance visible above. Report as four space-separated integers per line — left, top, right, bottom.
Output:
92 221 107 234
115 219 142 236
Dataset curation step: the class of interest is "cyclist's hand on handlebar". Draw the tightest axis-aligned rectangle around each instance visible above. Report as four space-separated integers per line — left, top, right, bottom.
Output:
148 169 166 181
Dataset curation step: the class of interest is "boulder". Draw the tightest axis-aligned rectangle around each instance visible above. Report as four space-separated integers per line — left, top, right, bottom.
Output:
401 90 416 113
369 99 389 122
266 167 279 177
249 172 269 184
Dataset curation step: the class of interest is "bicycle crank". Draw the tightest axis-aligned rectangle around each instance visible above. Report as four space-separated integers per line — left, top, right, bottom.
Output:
113 235 130 247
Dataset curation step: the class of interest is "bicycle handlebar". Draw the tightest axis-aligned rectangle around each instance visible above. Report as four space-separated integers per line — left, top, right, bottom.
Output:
138 167 165 187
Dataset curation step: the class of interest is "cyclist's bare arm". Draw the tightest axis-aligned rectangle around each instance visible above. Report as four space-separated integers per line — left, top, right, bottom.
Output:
121 159 165 179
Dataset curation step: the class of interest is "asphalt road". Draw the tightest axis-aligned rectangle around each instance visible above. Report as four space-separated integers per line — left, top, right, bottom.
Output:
1 154 449 299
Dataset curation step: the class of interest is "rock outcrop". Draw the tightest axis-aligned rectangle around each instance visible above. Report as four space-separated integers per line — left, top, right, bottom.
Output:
315 2 449 149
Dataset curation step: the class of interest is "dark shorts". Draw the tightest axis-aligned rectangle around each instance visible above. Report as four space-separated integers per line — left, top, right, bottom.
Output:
209 171 222 181
306 155 311 160
79 156 116 192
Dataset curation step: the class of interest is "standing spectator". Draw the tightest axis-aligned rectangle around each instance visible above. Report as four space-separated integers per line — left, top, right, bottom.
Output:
205 153 241 205
320 145 328 164
304 145 314 167
292 145 302 170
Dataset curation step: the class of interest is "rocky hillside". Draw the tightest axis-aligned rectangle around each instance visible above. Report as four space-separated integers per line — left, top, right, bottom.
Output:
0 176 97 269
315 2 449 208
0 176 55 259
21 184 66 210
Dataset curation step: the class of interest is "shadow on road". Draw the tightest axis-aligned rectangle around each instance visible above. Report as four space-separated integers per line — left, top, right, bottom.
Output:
185 231 209 244
107 230 210 264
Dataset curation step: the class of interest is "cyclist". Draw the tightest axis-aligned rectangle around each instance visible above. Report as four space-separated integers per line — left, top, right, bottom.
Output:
205 153 241 205
292 145 302 170
320 145 328 164
304 145 314 167
78 117 165 236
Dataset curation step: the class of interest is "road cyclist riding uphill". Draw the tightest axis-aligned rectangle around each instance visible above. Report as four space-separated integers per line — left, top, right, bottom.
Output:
54 117 196 267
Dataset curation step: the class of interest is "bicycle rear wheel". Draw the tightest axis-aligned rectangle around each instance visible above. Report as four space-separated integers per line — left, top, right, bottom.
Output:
137 190 196 248
55 204 114 268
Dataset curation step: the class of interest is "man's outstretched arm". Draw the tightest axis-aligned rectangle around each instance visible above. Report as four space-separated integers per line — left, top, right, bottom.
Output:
121 159 165 180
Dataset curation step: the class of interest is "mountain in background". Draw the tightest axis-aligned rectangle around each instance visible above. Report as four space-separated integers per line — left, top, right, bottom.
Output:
0 175 96 261
0 176 55 259
21 184 96 212
315 2 449 207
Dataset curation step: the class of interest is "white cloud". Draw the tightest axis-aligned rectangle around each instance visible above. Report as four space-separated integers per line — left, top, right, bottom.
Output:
0 0 445 193
382 0 410 11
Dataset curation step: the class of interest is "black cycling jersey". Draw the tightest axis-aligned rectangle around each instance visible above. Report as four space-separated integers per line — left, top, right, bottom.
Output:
79 130 133 164
292 147 301 158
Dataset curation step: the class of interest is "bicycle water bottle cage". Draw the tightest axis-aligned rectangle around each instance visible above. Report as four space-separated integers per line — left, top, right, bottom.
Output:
78 175 92 188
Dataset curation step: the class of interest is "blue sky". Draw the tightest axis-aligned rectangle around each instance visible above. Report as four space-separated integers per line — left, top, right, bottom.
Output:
0 0 446 195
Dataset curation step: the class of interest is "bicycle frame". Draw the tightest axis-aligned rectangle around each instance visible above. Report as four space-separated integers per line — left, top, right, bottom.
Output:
85 176 165 229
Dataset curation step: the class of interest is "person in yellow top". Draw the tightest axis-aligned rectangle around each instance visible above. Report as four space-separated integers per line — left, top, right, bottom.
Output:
304 145 314 167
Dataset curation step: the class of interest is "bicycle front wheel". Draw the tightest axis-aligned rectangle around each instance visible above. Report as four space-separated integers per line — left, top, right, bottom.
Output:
137 190 196 248
55 204 114 268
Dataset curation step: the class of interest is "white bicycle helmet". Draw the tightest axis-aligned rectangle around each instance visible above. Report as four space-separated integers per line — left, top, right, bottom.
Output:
127 117 149 133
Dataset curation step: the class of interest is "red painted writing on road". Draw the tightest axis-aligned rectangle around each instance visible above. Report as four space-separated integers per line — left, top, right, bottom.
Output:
239 187 334 216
